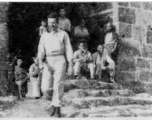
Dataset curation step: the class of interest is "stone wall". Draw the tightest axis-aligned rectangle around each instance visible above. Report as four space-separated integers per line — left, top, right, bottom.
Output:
90 2 152 94
0 2 11 95
113 2 152 93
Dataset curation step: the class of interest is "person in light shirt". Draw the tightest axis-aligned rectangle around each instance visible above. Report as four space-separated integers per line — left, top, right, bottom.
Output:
38 12 73 118
73 42 95 79
58 8 71 33
104 22 119 62
92 44 115 83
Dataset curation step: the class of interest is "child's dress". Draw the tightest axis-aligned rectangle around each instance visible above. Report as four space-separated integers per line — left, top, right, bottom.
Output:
15 66 28 86
29 64 40 98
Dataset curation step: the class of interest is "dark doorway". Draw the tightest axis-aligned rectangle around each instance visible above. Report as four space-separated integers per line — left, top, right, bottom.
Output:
8 2 110 68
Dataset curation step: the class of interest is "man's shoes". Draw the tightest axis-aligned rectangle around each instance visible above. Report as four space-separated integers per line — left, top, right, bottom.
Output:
49 105 56 116
54 107 62 118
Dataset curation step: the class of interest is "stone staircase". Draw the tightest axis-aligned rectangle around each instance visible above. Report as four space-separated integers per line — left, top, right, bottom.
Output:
61 78 152 117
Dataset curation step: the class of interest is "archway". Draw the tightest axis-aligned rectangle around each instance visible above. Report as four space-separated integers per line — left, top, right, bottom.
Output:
8 3 109 68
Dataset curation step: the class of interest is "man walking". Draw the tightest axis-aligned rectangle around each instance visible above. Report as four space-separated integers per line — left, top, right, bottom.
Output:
38 12 73 117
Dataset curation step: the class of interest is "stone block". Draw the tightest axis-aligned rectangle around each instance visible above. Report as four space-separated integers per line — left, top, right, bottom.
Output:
119 22 132 38
130 2 141 8
133 26 142 42
116 56 136 71
143 82 152 95
115 79 146 94
0 6 8 20
147 31 152 44
143 2 152 11
0 23 8 36
138 71 152 82
119 7 135 24
0 62 11 70
119 2 129 7
142 45 152 58
136 58 150 69
118 40 141 57
115 71 136 83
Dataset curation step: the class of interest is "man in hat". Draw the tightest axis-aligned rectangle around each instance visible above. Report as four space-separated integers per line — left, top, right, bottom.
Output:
38 12 73 117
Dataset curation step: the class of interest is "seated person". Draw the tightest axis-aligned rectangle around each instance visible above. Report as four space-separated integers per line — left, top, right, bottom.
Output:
29 57 41 99
73 18 89 49
14 57 29 100
92 44 115 83
73 42 95 79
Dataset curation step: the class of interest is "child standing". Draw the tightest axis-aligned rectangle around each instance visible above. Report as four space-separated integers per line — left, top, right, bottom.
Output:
29 57 41 99
39 20 47 36
14 57 29 100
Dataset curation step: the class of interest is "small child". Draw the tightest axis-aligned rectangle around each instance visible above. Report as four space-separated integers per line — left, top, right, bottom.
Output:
29 57 41 99
39 20 47 36
14 57 29 100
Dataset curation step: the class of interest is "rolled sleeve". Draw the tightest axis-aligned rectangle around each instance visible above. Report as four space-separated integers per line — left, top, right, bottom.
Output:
64 32 73 63
38 34 46 60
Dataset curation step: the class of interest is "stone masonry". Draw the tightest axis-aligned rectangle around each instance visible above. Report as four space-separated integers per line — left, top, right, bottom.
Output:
89 2 152 94
1 2 152 95
0 2 10 95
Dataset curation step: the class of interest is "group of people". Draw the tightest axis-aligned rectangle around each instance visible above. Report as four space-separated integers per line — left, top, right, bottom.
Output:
12 7 119 118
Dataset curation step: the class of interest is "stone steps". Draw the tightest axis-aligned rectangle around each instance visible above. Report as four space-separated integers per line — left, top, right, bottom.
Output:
64 79 123 92
62 93 152 108
63 89 135 99
62 104 152 117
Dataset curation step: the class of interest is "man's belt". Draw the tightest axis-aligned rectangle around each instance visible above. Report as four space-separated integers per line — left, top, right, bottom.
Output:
46 53 64 57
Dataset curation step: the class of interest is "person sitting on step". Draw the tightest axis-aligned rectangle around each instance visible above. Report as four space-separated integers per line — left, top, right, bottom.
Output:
29 57 41 99
92 44 115 83
14 57 29 100
73 42 95 79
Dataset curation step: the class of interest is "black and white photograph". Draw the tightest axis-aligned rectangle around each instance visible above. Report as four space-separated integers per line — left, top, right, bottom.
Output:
0 1 152 118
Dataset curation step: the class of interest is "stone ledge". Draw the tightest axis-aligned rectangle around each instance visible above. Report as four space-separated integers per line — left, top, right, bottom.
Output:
64 79 123 92
62 94 152 108
63 89 135 99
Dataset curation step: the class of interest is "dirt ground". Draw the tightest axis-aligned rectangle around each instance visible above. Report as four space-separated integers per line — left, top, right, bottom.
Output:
0 96 152 118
